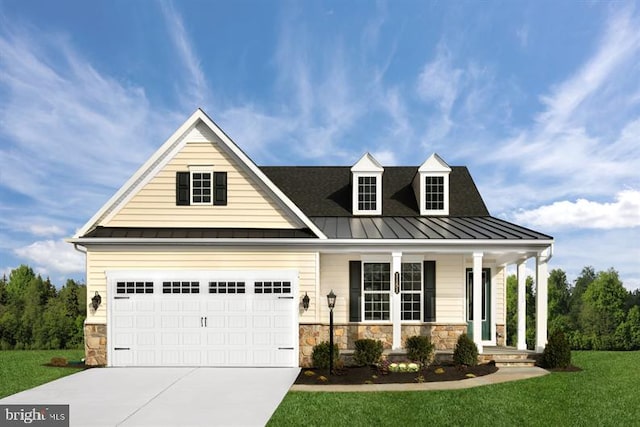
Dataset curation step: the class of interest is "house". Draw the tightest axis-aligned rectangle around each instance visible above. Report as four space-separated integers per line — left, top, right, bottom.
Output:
69 109 553 367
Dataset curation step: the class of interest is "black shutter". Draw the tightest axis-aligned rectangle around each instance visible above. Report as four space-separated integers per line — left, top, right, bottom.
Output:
213 172 227 206
424 261 436 322
349 261 361 322
176 172 190 205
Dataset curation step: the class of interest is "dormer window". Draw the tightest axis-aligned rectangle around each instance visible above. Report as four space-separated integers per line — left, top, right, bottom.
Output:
413 153 450 216
351 153 383 215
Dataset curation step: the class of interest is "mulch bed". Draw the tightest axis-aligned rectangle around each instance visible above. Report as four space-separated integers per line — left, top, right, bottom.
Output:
295 363 499 385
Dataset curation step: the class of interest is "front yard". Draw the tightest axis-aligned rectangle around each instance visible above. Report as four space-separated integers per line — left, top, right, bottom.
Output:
269 351 640 426
0 350 85 399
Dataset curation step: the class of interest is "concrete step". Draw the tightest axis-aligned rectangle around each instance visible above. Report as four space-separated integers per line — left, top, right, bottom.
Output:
494 359 537 367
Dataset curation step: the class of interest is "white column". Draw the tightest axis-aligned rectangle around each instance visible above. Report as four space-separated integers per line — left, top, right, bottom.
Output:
392 252 402 350
536 254 549 353
472 252 483 354
517 260 527 350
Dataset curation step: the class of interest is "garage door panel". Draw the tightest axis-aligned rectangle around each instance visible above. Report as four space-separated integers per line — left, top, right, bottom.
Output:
161 333 180 346
161 316 180 328
228 317 246 328
136 316 154 329
110 272 297 367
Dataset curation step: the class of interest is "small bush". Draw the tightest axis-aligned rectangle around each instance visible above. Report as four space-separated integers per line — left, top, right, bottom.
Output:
453 333 478 366
541 330 571 369
50 357 68 367
353 339 383 366
311 341 340 370
406 335 435 366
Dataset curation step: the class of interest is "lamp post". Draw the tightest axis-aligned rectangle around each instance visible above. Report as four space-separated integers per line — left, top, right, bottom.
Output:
327 290 336 375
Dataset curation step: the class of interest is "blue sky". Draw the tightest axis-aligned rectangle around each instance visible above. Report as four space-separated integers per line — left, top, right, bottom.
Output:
0 1 638 290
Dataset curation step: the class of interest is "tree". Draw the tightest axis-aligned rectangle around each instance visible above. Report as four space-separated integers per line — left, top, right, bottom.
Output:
580 269 628 350
548 269 571 333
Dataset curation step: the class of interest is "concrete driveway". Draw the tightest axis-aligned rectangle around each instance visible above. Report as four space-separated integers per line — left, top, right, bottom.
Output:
0 367 299 426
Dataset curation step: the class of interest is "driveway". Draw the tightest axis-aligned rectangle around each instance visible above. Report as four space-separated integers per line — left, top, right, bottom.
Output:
0 367 299 426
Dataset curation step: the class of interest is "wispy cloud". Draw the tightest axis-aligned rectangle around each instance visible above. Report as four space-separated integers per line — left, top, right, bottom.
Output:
159 1 210 109
0 18 176 275
485 7 640 211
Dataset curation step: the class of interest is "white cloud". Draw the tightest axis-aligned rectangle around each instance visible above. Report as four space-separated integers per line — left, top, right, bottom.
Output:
513 190 640 230
29 224 66 237
14 239 84 275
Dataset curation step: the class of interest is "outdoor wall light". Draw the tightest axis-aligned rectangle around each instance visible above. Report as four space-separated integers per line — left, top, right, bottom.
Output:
91 291 102 311
302 292 310 311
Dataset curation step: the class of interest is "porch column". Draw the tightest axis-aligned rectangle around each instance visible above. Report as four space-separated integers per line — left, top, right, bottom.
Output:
392 252 402 349
535 253 549 353
516 260 527 350
472 252 483 354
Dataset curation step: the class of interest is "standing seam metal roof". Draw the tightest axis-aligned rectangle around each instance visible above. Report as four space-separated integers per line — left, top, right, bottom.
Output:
310 216 552 240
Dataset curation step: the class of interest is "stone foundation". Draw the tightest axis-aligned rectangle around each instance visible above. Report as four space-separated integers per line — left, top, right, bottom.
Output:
84 323 107 366
496 324 506 346
299 323 467 367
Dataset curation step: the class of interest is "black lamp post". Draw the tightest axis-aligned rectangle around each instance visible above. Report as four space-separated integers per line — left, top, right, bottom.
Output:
327 289 336 375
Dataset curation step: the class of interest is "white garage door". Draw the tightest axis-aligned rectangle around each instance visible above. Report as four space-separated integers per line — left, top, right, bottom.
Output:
107 271 298 367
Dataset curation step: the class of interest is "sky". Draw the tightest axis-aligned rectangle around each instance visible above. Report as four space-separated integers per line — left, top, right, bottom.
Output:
0 1 638 290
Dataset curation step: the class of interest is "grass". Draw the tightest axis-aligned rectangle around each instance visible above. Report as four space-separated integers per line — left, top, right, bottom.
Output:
0 349 86 399
268 351 640 426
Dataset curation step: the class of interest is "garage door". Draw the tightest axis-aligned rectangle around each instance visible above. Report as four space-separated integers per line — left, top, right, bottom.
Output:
107 271 298 367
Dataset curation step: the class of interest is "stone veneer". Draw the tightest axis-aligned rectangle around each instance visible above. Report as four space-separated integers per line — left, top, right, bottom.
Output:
299 323 467 367
84 323 107 366
496 324 506 346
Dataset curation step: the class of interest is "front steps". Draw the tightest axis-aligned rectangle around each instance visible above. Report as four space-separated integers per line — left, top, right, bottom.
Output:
479 346 539 367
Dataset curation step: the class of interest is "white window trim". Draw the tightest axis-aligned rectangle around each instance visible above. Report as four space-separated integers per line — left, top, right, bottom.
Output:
420 172 449 216
189 165 214 206
361 261 392 323
353 172 382 215
400 261 423 323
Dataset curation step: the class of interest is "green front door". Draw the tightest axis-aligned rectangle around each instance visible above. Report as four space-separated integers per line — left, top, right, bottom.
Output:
466 268 491 341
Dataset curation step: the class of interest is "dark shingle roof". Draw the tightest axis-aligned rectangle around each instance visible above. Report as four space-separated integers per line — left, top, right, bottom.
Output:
260 166 489 217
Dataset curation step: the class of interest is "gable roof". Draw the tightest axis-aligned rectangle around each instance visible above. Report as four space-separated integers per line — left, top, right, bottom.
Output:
260 166 489 217
73 109 326 239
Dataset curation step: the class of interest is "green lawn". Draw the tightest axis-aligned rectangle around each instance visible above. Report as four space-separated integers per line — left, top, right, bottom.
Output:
269 351 640 426
0 350 86 399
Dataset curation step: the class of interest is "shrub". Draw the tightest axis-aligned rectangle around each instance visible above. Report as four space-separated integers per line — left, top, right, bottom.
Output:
453 333 478 366
406 335 435 366
311 341 340 370
541 330 571 369
353 339 383 366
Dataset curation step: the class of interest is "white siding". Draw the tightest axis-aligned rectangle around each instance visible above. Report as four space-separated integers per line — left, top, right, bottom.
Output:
86 247 317 324
103 141 299 229
433 254 465 323
495 266 506 324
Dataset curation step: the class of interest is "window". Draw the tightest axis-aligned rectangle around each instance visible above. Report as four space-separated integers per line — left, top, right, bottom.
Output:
116 281 153 294
255 281 292 294
424 176 444 211
209 281 245 294
162 281 200 294
191 171 212 205
363 263 390 320
176 171 227 206
358 176 377 211
401 263 422 321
